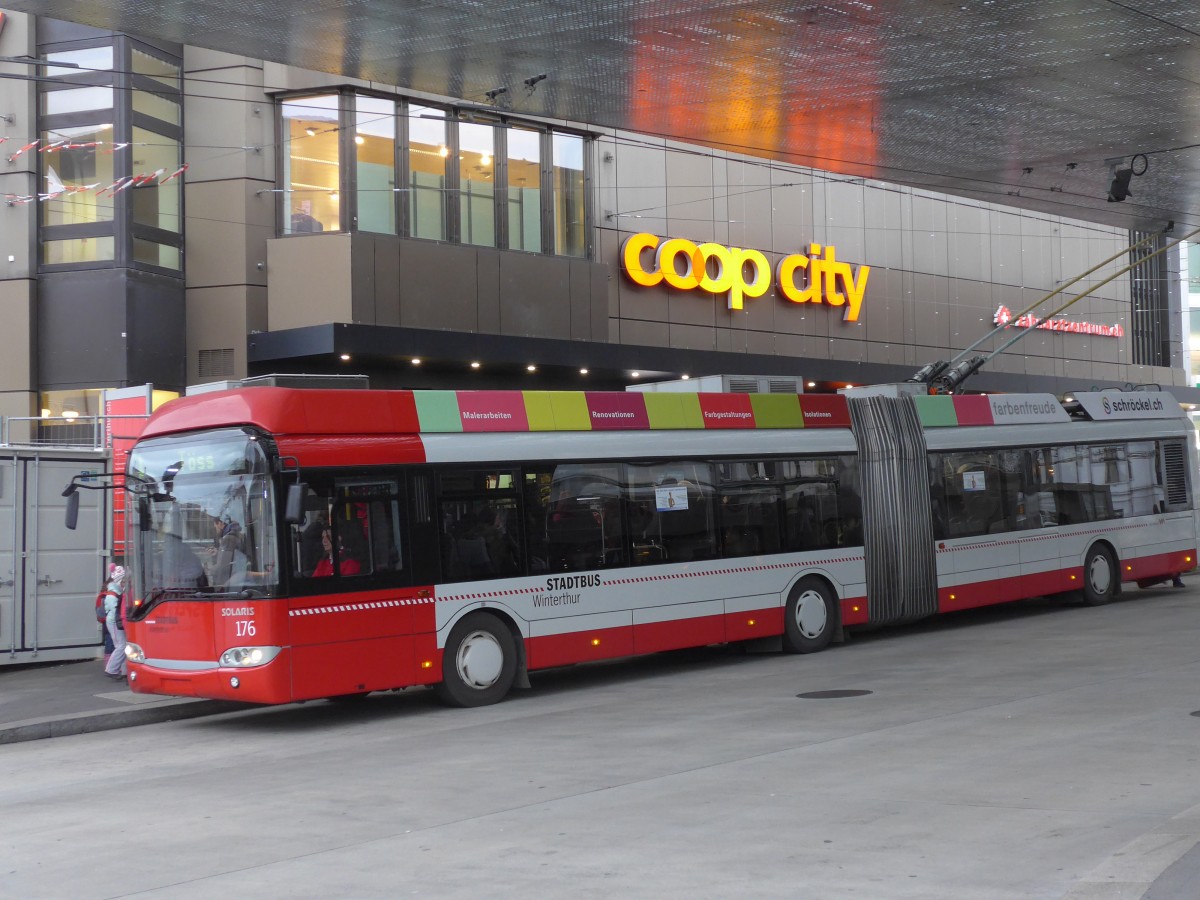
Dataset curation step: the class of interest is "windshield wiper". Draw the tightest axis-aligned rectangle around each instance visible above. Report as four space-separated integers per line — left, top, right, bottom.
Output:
145 586 198 604
203 587 267 600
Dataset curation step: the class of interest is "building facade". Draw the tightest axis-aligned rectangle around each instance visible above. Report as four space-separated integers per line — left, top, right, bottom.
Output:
1 11 1194 416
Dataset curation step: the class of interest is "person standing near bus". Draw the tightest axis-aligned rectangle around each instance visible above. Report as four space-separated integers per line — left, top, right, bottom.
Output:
103 565 129 682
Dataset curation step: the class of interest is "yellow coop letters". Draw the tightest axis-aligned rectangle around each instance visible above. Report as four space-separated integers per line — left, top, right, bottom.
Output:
621 233 869 322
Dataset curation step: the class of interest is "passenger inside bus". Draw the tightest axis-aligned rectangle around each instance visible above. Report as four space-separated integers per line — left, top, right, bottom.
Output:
311 526 362 577
299 511 328 576
158 507 209 589
206 515 247 588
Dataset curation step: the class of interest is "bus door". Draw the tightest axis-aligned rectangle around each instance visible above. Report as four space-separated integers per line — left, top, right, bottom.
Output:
936 451 1023 607
1018 448 1063 593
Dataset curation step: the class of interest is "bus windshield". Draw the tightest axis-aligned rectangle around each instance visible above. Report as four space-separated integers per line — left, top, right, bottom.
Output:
127 428 279 609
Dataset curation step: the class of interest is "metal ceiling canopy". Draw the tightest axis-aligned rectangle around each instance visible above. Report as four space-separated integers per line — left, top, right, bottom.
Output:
11 0 1200 231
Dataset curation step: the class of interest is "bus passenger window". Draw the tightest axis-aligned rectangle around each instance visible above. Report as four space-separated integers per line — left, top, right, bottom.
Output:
526 463 624 573
716 459 785 558
293 486 332 577
628 462 717 564
333 480 405 577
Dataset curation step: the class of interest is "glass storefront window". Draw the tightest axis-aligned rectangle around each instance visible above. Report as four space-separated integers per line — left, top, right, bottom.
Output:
41 125 116 225
40 86 114 116
276 93 588 254
408 105 447 241
356 96 396 234
507 128 541 253
132 48 180 88
552 134 586 258
133 239 181 270
133 89 181 126
39 388 106 419
282 95 341 234
45 46 113 77
41 236 115 265
131 126 181 232
459 121 495 247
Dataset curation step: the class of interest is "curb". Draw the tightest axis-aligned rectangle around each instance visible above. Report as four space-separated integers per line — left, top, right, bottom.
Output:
0 699 249 745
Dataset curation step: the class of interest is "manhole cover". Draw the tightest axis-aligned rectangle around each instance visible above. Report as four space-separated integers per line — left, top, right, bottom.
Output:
797 689 873 699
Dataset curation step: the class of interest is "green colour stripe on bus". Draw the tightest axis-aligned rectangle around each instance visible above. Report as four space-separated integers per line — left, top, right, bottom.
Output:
547 392 592 430
643 393 705 429
522 392 557 431
413 391 463 432
912 395 959 427
749 393 804 428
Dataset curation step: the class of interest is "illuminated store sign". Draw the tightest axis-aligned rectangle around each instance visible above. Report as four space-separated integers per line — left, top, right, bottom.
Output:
993 305 1124 338
621 233 869 321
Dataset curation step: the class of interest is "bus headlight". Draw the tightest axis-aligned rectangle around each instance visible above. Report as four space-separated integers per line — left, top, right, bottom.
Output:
219 646 282 668
124 643 145 663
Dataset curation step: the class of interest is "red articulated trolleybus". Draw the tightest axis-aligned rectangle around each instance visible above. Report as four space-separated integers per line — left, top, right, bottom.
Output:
69 384 1197 707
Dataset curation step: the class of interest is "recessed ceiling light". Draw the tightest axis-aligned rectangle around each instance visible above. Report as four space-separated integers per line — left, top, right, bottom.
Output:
339 353 351 361
631 371 640 378
470 361 481 369
681 374 690 380
807 381 816 388
411 358 421 365
579 368 589 375
526 364 537 372
354 134 365 145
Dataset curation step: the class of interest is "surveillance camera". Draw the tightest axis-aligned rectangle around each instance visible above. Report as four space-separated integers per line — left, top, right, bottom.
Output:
484 87 507 101
523 73 547 87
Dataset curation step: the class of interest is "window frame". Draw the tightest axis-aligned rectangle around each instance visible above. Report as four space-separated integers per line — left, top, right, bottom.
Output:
36 35 184 276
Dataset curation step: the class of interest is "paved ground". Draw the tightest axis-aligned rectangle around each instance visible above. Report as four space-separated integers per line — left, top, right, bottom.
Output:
3 584 1200 898
0 653 246 744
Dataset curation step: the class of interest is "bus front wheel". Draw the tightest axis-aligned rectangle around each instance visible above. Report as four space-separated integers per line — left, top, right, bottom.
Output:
1081 544 1118 606
784 577 837 654
437 612 517 708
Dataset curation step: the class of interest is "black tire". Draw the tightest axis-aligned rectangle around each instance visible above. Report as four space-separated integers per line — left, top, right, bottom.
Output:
436 612 517 707
1080 544 1118 606
783 576 838 654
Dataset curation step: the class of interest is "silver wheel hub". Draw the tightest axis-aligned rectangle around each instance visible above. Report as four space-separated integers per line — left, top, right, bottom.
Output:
795 590 828 639
455 629 504 690
1089 554 1111 594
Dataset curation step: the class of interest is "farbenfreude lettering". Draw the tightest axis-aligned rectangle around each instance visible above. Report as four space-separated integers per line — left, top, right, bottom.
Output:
992 399 1059 416
462 411 512 419
592 410 635 418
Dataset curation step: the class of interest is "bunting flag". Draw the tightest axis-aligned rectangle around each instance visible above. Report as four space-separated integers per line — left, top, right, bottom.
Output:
5 162 190 205
6 139 39 160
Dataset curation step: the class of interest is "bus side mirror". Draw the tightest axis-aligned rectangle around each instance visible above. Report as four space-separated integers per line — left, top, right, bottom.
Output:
64 487 80 531
284 482 306 524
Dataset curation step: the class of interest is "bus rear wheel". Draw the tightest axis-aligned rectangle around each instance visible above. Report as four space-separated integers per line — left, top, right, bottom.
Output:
784 576 837 654
437 612 517 708
1081 544 1118 606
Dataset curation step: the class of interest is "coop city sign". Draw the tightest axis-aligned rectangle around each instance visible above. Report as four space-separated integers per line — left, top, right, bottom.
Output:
621 232 870 321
